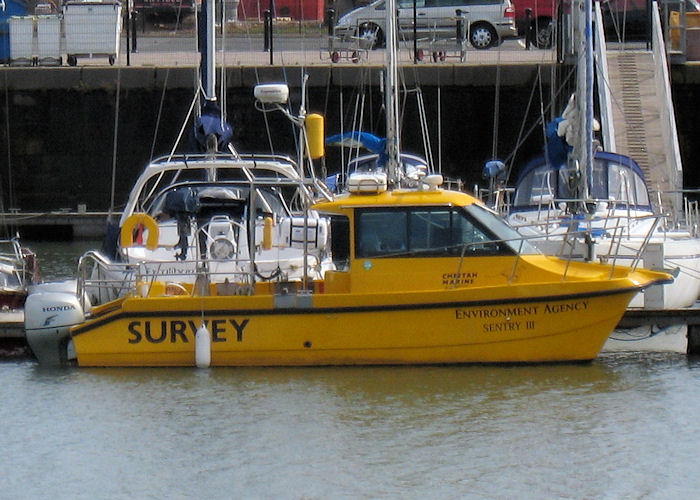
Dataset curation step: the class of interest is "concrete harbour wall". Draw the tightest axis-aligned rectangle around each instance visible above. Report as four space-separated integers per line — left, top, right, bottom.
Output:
0 63 699 238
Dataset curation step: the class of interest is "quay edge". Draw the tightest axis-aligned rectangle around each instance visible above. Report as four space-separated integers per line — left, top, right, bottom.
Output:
2 62 699 91
0 63 558 90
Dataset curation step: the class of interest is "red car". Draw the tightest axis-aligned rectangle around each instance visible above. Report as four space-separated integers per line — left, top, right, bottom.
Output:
514 0 650 49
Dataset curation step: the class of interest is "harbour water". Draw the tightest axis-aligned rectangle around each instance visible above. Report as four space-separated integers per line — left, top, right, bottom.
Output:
3 241 700 498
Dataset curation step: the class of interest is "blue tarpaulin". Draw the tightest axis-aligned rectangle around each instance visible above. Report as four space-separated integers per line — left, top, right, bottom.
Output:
0 0 29 62
325 131 386 154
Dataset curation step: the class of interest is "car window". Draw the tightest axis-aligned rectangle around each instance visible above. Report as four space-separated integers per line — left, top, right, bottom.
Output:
464 0 503 5
399 0 426 7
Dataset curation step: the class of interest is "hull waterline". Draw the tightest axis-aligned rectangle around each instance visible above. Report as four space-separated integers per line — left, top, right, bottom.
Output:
71 288 640 367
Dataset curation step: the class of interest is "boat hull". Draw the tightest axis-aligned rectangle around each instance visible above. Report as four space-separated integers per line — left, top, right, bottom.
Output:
71 289 639 367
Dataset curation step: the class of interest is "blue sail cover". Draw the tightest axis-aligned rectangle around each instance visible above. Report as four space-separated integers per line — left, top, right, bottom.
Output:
325 131 389 191
544 117 570 168
190 101 233 153
325 131 386 154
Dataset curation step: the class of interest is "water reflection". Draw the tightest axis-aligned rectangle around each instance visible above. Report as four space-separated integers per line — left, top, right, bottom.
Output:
6 234 700 499
25 239 101 281
2 353 699 498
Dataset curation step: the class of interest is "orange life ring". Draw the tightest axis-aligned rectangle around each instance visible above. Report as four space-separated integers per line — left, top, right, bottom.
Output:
120 213 159 251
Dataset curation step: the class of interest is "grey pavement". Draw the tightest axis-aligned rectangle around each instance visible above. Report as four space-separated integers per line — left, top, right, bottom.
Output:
80 33 556 67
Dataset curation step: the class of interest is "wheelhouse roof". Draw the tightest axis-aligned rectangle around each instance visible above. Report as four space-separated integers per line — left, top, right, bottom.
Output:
515 151 648 186
312 187 481 213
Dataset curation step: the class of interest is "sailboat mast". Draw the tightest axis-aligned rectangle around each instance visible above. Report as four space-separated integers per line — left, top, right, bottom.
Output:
200 0 216 101
584 0 594 200
385 0 400 185
575 0 594 201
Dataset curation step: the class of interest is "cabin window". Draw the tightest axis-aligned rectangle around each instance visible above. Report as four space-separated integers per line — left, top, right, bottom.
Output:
357 210 408 257
329 215 351 269
355 206 518 258
513 166 563 207
409 210 452 253
606 163 650 208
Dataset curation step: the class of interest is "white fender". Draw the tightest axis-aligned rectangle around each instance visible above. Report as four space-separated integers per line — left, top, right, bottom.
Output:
195 324 211 368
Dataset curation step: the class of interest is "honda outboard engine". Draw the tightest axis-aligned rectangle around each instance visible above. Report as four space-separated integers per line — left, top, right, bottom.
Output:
25 285 87 367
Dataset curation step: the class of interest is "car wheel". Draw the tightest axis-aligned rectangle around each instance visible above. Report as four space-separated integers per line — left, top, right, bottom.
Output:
533 18 553 49
470 23 497 50
358 22 384 49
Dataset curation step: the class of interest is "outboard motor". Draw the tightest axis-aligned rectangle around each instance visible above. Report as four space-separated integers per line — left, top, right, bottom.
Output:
25 288 86 367
164 187 200 260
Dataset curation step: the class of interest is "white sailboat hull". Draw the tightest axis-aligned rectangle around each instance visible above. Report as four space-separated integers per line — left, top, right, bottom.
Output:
602 324 688 353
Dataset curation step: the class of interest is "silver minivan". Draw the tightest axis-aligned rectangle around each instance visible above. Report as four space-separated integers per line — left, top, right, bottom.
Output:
334 0 517 50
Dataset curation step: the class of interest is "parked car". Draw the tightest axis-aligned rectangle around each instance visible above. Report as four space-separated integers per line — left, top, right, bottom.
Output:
513 0 658 49
512 0 559 48
333 0 517 50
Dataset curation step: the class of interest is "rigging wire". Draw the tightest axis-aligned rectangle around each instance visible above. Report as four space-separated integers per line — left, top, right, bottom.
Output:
491 45 502 160
3 72 10 215
109 67 121 218
150 69 170 161
501 63 577 172
504 68 542 183
220 2 227 136
437 83 442 175
2 72 11 237
146 0 187 162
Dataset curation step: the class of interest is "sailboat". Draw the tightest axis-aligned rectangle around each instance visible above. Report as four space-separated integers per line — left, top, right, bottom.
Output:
502 0 700 350
23 0 671 367
0 236 39 309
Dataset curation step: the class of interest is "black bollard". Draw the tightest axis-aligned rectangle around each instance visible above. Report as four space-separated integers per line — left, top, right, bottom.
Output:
326 8 335 37
456 9 465 42
524 8 532 50
125 8 131 65
131 10 138 53
263 10 271 52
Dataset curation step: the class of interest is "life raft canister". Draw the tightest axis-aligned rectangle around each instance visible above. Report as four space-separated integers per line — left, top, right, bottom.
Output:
120 213 159 251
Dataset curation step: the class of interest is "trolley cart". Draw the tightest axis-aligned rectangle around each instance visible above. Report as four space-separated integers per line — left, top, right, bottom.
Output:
413 14 469 63
327 36 371 63
414 36 468 62
324 21 378 63
63 1 122 66
326 32 374 63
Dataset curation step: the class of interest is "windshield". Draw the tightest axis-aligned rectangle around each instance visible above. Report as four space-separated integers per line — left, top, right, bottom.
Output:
465 204 540 254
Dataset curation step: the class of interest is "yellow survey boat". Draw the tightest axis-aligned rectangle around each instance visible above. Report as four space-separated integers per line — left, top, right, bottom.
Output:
22 0 670 367
63 186 669 366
